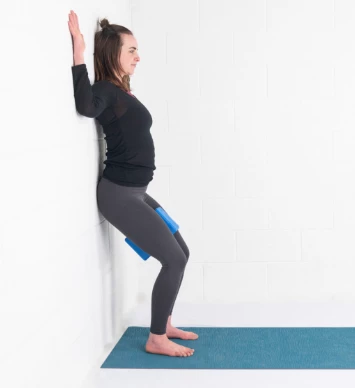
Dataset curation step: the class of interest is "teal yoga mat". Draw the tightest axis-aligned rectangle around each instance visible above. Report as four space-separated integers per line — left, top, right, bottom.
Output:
100 326 355 369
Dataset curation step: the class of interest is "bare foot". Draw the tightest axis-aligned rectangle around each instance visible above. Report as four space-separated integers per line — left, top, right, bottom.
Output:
145 333 195 357
166 326 199 340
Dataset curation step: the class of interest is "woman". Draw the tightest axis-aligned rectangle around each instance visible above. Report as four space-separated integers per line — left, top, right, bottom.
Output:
68 10 197 357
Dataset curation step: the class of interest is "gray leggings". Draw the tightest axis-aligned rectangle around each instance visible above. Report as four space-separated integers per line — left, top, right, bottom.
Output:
96 176 190 335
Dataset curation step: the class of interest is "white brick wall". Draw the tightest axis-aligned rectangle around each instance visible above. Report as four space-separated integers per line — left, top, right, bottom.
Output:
132 0 355 307
2 0 355 387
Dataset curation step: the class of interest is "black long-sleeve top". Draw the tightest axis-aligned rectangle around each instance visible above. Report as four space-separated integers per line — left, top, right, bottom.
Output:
71 64 156 187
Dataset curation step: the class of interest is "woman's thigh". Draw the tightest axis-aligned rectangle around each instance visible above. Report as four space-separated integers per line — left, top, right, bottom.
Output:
143 193 190 260
97 178 187 265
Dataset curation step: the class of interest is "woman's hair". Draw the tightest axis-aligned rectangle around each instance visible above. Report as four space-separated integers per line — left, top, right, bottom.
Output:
94 18 133 92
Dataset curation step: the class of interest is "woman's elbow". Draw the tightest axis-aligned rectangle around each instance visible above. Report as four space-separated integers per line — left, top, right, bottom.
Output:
75 104 96 118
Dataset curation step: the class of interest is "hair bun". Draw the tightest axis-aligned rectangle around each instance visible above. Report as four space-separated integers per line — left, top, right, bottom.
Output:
99 18 110 29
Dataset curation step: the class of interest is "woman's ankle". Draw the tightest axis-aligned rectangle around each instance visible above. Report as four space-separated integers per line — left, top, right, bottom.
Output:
148 332 167 342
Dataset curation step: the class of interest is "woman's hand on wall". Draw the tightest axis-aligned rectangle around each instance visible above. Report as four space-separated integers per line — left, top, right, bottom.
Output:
68 10 86 58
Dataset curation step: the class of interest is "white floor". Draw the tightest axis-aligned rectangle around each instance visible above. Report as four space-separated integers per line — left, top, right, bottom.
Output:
80 301 355 388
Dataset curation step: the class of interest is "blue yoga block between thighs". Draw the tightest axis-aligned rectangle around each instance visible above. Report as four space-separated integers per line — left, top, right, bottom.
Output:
124 207 179 261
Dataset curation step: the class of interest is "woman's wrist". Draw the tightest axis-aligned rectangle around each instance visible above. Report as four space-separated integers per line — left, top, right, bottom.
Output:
73 52 85 66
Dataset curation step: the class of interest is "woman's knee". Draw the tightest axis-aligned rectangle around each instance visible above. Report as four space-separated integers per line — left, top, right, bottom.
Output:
162 248 188 270
173 231 190 261
179 246 190 268
185 246 190 260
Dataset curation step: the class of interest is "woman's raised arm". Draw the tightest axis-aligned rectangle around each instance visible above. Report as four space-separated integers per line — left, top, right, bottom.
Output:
68 10 116 118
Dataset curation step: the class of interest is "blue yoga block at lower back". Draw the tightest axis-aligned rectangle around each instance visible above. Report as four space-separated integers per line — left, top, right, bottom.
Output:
125 207 179 260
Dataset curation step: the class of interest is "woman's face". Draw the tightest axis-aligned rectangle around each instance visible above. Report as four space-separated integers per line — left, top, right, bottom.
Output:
119 34 140 76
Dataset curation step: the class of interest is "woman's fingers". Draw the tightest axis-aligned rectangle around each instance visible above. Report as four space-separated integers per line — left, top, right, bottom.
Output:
69 11 77 28
68 10 86 53
73 11 79 27
68 10 80 37
70 12 77 28
68 20 77 36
